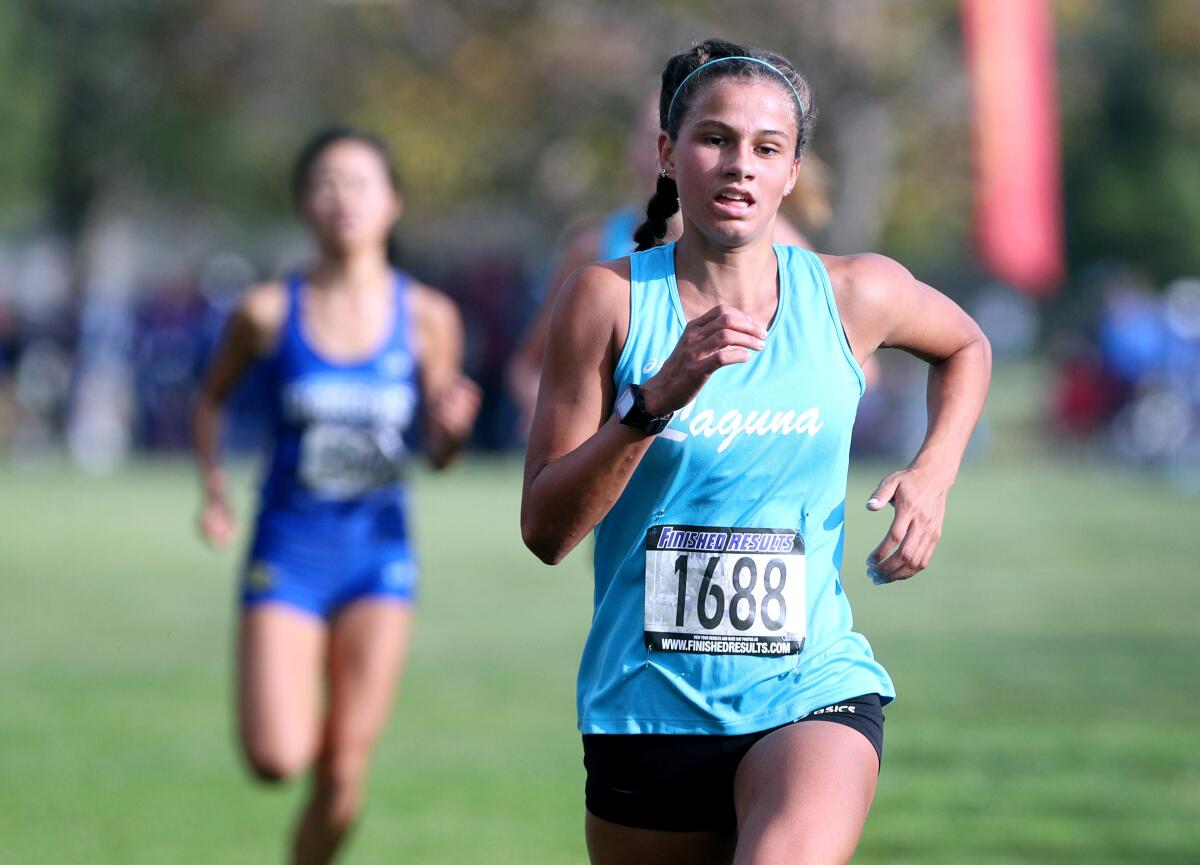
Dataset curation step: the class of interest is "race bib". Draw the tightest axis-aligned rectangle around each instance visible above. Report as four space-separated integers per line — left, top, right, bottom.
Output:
298 423 406 498
644 524 806 656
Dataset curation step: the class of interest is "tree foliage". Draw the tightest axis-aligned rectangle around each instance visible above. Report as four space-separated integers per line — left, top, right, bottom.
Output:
0 0 1195 282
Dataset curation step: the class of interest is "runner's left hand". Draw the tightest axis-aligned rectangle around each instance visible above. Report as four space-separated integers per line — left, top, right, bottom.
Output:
427 372 482 444
864 465 953 582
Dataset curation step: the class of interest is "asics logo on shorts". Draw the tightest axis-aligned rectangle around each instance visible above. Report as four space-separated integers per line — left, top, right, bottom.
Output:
810 704 857 715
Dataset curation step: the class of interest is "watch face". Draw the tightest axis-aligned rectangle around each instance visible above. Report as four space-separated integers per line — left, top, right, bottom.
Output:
616 388 635 419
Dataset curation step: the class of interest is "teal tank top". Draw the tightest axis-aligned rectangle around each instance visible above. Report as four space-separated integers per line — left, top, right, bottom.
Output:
579 242 895 735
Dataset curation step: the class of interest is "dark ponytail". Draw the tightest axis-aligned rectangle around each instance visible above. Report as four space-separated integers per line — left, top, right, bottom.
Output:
633 173 680 251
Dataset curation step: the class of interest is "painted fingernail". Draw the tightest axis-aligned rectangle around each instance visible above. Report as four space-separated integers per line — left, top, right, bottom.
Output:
866 497 881 509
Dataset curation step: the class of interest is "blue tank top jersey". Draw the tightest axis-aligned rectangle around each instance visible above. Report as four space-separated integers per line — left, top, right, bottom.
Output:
597 206 639 261
254 272 420 546
579 243 895 736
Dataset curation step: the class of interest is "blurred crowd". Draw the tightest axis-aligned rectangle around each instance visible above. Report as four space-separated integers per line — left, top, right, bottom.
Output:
3 230 1199 487
0 232 532 470
1049 267 1200 487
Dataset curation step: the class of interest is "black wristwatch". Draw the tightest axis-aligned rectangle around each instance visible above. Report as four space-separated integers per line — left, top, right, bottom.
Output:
615 383 674 436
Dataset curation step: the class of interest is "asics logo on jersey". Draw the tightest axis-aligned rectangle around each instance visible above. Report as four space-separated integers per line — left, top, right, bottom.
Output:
380 350 414 378
659 399 824 453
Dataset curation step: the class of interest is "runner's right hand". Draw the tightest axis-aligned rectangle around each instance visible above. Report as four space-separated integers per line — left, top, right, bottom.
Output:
640 304 766 416
199 495 237 548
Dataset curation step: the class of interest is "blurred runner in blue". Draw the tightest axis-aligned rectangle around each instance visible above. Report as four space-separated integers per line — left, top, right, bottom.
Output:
193 126 480 865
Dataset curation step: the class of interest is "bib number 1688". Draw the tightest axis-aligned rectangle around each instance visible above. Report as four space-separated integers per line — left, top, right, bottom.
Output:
673 554 788 632
644 524 806 656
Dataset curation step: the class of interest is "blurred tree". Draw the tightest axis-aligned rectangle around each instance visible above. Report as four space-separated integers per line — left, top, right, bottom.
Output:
1060 0 1200 284
0 2 55 229
0 0 1194 285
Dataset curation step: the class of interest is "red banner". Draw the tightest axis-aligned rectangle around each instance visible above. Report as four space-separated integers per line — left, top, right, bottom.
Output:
963 0 1065 296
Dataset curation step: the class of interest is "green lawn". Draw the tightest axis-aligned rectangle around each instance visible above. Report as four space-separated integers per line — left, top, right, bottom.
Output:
3 384 1199 863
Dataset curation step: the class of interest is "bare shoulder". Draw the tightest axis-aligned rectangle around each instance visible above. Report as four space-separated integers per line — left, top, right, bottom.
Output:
239 280 288 324
553 257 633 375
407 280 461 332
553 257 631 335
818 252 981 359
819 252 917 310
234 280 289 353
817 252 931 358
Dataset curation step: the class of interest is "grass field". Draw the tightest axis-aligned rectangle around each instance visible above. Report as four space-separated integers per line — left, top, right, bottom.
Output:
3 369 1199 864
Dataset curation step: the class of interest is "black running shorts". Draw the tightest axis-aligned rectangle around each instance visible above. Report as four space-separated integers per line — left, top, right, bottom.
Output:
583 693 884 832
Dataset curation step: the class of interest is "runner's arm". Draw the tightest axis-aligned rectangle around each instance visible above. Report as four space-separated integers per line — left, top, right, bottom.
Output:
412 285 480 471
520 262 658 564
192 284 284 545
521 263 767 565
833 253 992 581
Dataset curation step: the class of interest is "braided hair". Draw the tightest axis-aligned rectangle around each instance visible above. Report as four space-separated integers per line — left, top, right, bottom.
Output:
633 39 816 251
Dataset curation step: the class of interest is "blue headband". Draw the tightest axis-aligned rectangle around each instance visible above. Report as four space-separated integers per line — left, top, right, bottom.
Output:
666 55 806 127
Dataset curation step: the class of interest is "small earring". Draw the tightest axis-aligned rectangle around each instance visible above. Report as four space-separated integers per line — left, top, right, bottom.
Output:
660 168 672 179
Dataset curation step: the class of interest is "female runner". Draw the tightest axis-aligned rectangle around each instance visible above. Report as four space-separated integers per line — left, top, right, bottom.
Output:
521 40 990 865
194 126 480 865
